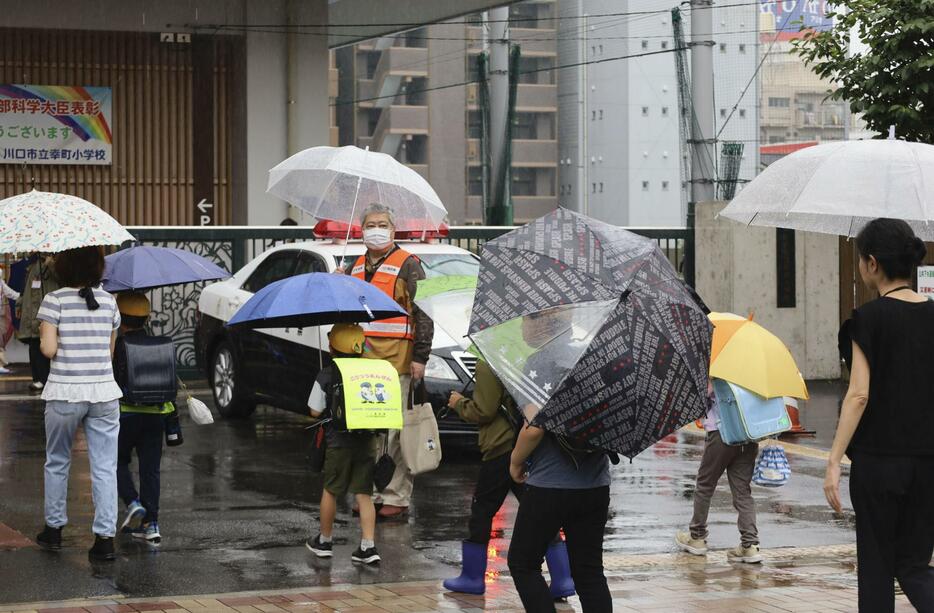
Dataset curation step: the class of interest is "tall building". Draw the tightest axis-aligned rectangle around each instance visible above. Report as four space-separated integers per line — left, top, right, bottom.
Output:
334 0 559 225
757 2 856 156
557 0 759 227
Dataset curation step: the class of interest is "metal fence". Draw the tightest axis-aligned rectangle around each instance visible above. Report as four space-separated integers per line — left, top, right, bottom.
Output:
120 225 688 379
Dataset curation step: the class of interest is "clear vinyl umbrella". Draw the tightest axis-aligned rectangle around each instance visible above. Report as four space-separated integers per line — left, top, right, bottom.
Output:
267 145 448 233
720 139 934 239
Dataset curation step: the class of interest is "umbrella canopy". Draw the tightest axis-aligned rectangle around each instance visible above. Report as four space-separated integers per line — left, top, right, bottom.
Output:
267 145 448 232
102 245 230 292
468 208 713 459
720 139 934 239
227 272 407 330
709 312 808 400
414 275 477 350
0 190 134 254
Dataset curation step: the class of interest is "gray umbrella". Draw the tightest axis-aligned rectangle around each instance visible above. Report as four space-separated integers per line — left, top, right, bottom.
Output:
468 208 712 459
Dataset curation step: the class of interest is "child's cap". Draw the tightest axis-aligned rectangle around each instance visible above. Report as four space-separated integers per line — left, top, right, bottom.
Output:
328 323 365 355
116 292 150 317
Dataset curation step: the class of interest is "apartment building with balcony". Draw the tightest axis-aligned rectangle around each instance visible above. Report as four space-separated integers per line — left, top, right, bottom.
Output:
333 0 559 224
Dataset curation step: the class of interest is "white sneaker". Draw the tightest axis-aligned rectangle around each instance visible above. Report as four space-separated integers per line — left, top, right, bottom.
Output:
675 531 708 555
29 381 44 391
0 366 11 374
728 544 763 564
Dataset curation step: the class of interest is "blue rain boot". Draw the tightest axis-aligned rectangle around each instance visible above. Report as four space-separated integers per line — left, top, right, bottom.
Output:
546 540 576 600
443 541 487 595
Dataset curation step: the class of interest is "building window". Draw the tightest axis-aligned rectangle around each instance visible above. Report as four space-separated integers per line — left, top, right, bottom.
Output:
642 180 649 191
661 106 669 117
599 109 604 120
720 108 727 118
768 97 790 108
739 109 746 118
592 182 597 194
776 228 796 308
642 106 649 116
739 44 746 54
641 40 648 49
719 43 727 53
661 41 668 49
599 182 604 193
662 180 670 191
468 167 483 196
592 110 597 121
599 44 604 53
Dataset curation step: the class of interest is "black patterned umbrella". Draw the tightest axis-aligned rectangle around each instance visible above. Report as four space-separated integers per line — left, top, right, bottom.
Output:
468 208 712 459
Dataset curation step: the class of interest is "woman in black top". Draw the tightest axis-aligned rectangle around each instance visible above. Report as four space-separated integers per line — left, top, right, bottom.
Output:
826 218 934 613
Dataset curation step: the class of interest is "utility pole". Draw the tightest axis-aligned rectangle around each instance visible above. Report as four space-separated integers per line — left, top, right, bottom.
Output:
578 6 589 216
686 0 716 288
488 6 510 216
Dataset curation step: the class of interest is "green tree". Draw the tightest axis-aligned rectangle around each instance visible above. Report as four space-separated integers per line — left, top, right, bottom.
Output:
792 0 934 143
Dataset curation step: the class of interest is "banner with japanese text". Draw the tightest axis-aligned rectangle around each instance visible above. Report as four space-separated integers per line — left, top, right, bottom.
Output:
0 85 113 165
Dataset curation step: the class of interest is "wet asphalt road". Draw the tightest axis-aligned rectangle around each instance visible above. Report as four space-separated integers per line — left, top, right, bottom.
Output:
0 379 855 604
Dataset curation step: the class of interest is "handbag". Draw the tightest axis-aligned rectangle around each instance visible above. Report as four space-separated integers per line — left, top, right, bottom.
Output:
752 441 791 487
400 380 442 475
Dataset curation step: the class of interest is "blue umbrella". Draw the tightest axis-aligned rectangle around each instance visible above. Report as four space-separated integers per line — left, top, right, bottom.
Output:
103 245 230 292
226 272 407 329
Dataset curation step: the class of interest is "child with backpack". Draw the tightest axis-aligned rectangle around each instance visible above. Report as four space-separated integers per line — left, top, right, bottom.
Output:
114 292 179 545
306 323 394 565
442 359 575 599
675 382 762 563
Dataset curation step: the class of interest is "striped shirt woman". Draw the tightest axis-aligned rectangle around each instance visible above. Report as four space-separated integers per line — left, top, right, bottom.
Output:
34 245 122 561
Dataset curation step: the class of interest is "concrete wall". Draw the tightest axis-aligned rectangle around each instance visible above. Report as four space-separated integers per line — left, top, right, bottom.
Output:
696 201 840 380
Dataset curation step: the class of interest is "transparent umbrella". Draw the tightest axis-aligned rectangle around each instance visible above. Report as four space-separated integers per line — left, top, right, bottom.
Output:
720 139 934 239
267 145 447 233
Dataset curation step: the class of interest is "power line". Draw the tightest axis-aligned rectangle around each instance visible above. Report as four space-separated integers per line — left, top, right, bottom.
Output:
332 46 687 107
177 0 789 32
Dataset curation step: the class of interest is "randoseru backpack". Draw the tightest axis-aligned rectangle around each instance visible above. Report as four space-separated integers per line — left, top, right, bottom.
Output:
114 335 178 405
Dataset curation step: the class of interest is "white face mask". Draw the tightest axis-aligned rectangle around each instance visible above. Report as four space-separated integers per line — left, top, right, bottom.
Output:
363 227 393 250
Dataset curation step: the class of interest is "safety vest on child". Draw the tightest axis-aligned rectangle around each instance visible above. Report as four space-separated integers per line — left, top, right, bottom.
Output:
330 358 403 431
351 248 415 340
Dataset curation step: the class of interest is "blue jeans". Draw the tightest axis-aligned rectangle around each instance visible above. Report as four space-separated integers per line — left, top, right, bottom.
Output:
44 400 120 537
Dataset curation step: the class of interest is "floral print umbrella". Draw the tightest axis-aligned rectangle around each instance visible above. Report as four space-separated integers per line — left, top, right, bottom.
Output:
0 190 134 254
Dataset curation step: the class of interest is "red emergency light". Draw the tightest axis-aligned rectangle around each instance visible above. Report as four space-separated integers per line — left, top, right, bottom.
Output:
313 219 449 240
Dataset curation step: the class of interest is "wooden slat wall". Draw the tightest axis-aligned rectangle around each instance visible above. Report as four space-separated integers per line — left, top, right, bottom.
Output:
0 28 234 225
840 236 934 323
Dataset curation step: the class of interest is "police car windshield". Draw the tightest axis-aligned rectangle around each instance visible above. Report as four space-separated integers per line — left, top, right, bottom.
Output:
334 253 479 279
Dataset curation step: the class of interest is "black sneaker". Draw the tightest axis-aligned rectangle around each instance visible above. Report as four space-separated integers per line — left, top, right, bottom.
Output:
36 525 62 551
351 545 381 565
88 535 116 561
305 534 333 558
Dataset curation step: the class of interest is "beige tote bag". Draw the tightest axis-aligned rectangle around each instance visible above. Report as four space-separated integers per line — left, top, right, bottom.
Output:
400 384 442 475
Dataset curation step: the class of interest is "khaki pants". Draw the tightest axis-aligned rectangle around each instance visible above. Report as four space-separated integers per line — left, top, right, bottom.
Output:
690 430 759 547
374 374 413 507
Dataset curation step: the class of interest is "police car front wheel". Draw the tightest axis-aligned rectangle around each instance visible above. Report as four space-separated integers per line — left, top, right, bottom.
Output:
211 341 255 418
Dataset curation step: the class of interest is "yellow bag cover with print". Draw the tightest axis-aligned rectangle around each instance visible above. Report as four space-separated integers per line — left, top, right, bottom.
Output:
333 358 403 430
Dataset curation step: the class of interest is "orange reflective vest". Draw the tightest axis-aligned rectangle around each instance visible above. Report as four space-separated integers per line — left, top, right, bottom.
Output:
351 248 415 341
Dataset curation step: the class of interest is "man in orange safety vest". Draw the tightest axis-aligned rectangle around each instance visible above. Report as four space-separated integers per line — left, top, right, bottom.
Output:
343 202 434 519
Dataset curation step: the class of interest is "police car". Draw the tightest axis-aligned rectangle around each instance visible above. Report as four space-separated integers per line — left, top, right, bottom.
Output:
194 222 479 437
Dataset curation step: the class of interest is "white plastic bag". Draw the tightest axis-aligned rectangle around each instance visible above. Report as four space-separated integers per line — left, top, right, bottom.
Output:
187 396 214 425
